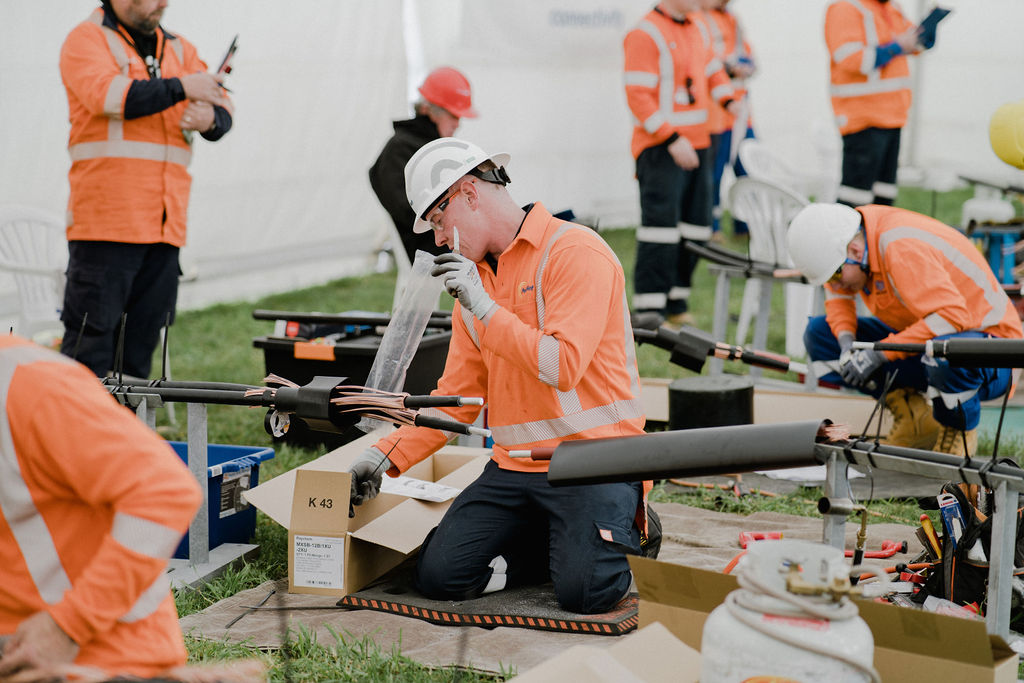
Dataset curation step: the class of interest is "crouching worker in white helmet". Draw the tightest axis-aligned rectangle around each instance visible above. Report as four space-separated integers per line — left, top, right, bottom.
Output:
788 203 1023 456
347 137 657 614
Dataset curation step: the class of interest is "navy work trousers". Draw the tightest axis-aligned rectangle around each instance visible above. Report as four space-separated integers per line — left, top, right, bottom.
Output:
839 126 901 207
634 141 714 316
60 241 180 378
416 460 642 614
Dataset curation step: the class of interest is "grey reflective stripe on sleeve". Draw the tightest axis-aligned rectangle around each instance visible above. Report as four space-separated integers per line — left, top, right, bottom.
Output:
846 0 879 74
624 71 658 88
711 84 733 102
69 140 192 167
489 398 645 446
0 346 76 604
830 77 911 98
621 291 641 397
96 16 131 117
166 36 183 63
636 226 680 244
706 59 724 77
707 12 724 54
643 111 667 135
459 306 480 349
637 20 674 135
103 75 131 117
118 574 170 623
112 511 183 560
924 312 957 337
833 41 863 65
878 226 1013 330
538 336 560 387
693 15 710 47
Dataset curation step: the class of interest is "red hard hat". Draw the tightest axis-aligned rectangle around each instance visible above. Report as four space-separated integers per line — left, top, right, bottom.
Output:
418 67 477 119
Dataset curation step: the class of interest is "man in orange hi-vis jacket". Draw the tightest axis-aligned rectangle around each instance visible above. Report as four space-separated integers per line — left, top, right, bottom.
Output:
0 335 201 678
788 203 1023 457
624 0 737 327
59 0 233 379
347 138 658 615
826 0 935 208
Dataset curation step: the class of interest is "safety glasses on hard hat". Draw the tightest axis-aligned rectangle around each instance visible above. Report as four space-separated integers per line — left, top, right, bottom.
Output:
828 257 861 284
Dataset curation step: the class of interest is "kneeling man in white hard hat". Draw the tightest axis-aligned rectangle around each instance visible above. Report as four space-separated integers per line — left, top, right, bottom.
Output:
348 137 657 613
787 203 1023 455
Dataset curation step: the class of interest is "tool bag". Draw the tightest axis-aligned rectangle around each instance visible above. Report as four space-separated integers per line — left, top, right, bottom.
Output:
915 476 1024 621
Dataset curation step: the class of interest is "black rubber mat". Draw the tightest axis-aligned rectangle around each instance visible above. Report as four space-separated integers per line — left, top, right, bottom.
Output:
336 562 638 636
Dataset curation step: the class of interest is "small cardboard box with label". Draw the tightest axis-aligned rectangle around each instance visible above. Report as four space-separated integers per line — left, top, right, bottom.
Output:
244 430 488 597
628 555 1019 683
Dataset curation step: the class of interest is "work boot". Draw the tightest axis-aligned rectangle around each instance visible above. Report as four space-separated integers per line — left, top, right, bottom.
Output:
933 425 979 456
882 388 940 450
641 504 662 559
663 312 694 330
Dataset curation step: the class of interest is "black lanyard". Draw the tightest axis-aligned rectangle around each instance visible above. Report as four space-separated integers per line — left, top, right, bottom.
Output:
114 24 164 79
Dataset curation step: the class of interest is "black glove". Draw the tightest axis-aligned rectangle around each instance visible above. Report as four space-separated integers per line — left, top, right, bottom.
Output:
349 447 391 506
839 349 885 388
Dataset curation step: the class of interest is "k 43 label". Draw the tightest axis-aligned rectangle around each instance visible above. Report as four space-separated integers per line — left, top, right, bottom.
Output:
308 497 333 509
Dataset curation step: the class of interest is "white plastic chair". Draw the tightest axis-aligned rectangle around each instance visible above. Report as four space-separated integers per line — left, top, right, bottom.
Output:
0 205 68 346
727 178 810 360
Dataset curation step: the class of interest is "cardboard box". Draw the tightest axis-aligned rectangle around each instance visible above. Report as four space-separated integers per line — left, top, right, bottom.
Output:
243 429 489 596
509 622 701 682
628 556 1019 682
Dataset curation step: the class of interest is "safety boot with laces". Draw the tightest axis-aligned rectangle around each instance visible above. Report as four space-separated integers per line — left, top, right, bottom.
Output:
933 425 979 456
882 388 940 450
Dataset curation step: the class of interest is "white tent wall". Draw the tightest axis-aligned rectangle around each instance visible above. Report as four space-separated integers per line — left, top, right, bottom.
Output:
2 1 1024 336
424 0 1024 223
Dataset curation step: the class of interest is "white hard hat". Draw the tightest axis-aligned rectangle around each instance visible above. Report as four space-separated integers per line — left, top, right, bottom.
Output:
787 203 862 286
405 137 510 234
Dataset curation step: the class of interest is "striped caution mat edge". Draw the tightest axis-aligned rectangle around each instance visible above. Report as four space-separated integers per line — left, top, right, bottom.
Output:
336 595 639 635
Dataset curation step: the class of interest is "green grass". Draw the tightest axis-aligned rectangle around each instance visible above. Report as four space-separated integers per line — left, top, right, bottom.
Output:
165 185 1017 676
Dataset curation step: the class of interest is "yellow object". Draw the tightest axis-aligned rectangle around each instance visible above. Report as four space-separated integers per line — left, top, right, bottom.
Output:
882 388 940 450
920 513 943 559
989 100 1024 170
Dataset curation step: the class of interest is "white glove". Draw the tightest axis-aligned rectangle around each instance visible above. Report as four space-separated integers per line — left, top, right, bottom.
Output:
431 253 496 320
348 447 392 506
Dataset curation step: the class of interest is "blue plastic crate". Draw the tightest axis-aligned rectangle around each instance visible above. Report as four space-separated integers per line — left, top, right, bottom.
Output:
170 442 275 560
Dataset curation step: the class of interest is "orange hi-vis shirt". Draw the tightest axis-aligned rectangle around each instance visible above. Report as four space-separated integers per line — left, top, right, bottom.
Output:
60 8 218 247
824 205 1024 360
825 0 914 136
375 203 646 476
0 336 201 676
699 8 754 135
624 5 735 159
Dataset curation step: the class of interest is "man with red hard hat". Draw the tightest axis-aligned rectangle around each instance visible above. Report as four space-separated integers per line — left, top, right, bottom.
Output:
370 67 478 263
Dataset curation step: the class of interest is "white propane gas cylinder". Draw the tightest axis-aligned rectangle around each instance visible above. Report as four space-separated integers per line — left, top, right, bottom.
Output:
701 539 878 683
